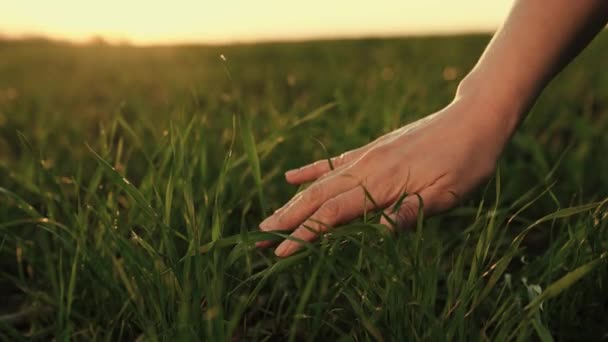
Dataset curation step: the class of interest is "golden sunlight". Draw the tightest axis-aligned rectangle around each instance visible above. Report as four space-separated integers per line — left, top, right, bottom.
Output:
1 0 513 44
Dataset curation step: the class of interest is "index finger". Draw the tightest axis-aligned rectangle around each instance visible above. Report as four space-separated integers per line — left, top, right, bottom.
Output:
274 185 379 257
259 168 360 232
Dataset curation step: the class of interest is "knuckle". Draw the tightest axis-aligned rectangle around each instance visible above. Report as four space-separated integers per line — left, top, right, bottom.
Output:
358 180 384 207
370 143 392 156
336 165 359 183
430 188 459 213
303 185 324 205
318 170 335 182
443 189 460 208
398 200 419 224
318 199 341 221
358 146 388 167
359 173 398 205
357 152 375 166
377 183 398 205
335 152 350 165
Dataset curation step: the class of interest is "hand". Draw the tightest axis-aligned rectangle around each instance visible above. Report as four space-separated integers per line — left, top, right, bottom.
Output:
258 96 516 257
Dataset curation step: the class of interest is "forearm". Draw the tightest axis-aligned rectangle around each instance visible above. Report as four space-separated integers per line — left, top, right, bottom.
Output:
457 0 608 134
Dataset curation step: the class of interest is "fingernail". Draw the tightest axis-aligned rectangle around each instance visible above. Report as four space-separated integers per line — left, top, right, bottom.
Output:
274 242 289 257
255 241 270 248
285 169 298 178
259 215 275 230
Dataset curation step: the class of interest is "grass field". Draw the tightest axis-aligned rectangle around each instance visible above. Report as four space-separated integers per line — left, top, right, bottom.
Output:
1 34 607 340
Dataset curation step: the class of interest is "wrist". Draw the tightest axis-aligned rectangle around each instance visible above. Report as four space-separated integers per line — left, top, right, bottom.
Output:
454 71 530 138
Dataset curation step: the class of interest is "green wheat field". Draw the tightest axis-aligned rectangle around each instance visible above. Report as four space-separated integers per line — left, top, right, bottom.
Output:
1 34 607 340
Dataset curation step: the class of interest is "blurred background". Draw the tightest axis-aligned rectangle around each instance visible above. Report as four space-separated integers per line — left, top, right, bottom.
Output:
1 0 513 44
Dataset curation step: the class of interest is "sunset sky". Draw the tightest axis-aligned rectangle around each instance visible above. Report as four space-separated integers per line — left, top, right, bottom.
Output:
1 0 514 45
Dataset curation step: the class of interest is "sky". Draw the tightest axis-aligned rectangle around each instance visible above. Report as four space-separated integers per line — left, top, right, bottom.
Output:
0 0 514 45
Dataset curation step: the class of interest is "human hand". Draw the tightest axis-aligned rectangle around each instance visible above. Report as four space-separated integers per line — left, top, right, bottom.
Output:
258 96 518 257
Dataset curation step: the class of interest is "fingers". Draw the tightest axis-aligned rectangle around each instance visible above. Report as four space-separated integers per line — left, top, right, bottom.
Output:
259 169 360 232
254 240 275 248
274 186 375 257
379 193 423 231
380 185 458 230
284 148 367 185
285 131 403 185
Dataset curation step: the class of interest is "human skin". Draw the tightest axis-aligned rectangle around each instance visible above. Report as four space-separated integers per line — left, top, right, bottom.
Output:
258 0 608 257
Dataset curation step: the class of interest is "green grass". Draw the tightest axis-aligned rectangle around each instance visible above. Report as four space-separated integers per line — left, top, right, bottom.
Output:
1 34 607 340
